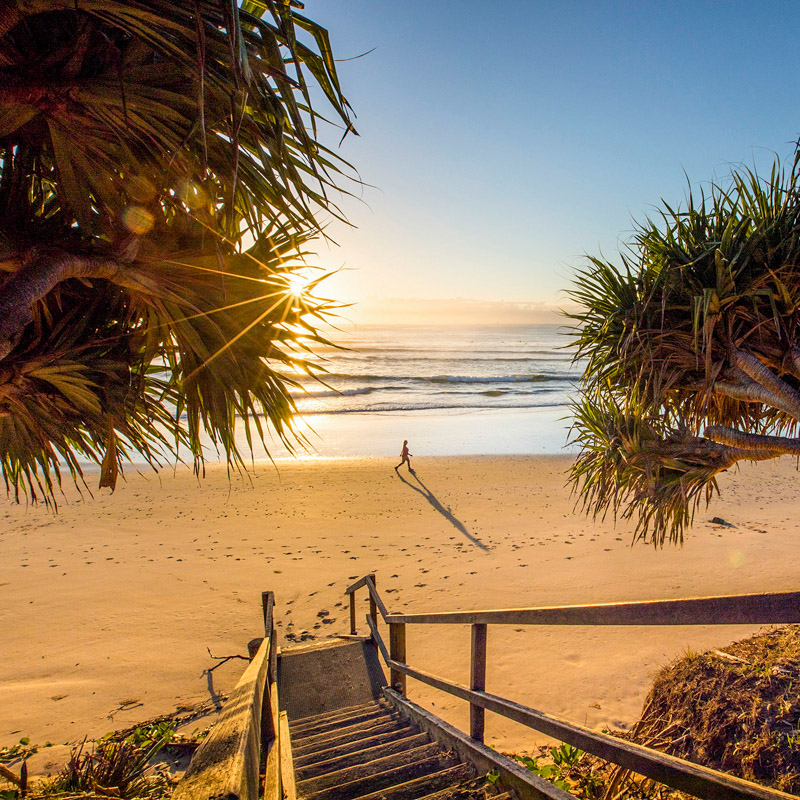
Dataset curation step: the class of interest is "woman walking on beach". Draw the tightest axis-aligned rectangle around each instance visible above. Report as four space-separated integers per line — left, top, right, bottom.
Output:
395 440 413 472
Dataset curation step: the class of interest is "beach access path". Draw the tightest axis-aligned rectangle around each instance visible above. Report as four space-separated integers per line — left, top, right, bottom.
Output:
1 455 798 752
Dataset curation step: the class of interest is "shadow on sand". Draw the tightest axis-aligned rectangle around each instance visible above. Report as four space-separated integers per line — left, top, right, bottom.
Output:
203 668 225 710
395 469 489 551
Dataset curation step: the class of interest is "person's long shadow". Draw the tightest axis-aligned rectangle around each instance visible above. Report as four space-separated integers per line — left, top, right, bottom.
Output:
395 469 489 551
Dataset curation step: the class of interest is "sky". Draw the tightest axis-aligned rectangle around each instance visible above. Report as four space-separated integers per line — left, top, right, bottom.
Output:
297 1 800 322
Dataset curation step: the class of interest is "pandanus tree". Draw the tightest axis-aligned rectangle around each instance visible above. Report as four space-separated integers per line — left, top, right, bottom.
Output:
0 1 356 502
569 151 800 545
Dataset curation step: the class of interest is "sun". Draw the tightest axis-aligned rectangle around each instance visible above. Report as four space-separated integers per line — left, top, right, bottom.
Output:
285 272 308 296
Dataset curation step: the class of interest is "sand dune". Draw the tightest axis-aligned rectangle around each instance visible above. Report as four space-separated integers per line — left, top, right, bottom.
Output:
1 455 799 752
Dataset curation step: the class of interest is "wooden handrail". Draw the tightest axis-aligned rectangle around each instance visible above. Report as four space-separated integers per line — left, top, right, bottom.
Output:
354 577 800 800
384 589 800 626
347 573 390 635
348 574 800 628
175 591 284 800
366 575 390 622
365 615 795 800
174 634 272 800
278 711 297 800
345 575 371 595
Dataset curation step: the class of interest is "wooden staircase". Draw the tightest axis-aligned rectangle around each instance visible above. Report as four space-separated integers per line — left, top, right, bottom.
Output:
289 698 511 800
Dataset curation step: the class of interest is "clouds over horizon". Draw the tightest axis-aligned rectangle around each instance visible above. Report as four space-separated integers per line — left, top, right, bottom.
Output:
343 297 574 326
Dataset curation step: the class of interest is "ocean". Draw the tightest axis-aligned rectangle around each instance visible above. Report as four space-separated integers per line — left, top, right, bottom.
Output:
293 324 576 416
259 323 583 460
105 324 582 468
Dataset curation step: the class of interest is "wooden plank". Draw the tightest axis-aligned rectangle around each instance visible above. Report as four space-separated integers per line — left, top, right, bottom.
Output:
381 688 572 800
365 575 390 622
368 573 378 628
264 679 280 800
349 592 357 636
345 575 370 595
384 659 795 800
366 614 390 663
389 622 407 696
279 711 297 800
173 635 271 800
385 589 800 627
469 623 487 743
263 591 275 635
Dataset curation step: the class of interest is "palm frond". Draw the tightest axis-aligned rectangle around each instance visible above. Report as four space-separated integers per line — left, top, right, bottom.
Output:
569 150 800 543
0 1 357 502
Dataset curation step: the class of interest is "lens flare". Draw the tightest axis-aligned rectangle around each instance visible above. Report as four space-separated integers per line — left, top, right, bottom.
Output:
122 205 154 235
729 550 746 569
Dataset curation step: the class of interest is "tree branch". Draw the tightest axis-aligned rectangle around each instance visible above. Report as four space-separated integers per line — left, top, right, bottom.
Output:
204 647 249 673
732 349 800 421
704 425 800 456
789 346 800 382
713 378 800 419
0 248 121 360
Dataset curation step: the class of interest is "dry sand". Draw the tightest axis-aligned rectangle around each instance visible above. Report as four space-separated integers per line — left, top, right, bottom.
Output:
1 455 799 754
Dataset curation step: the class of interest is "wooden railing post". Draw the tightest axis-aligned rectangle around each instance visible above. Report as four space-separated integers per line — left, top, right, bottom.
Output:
349 591 357 635
389 622 407 695
368 573 378 630
470 623 487 742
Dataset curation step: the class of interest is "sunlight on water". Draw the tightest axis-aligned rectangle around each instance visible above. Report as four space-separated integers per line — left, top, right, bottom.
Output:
119 324 581 465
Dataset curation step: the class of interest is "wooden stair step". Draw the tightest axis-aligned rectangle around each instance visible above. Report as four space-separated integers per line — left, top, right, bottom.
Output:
295 732 430 781
291 710 401 749
293 725 421 768
416 779 508 800
290 701 383 733
304 753 461 800
298 742 441 794
291 706 390 741
349 764 473 800
292 718 410 757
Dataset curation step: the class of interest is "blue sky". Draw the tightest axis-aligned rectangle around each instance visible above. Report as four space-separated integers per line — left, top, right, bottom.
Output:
302 2 800 318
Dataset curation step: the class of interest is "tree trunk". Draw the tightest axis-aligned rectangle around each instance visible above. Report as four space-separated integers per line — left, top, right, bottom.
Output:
704 425 800 456
0 248 120 360
713 379 800 419
732 349 800 421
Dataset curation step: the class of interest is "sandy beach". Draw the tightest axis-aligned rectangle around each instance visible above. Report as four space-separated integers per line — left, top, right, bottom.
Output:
2 454 799 754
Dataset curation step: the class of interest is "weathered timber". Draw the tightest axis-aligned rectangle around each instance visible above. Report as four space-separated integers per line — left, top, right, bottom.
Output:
298 742 441 794
291 724 419 768
384 659 797 800
173 635 271 800
294 732 430 781
469 623 487 743
290 706 389 741
389 621 407 695
347 764 471 800
367 614 390 662
290 701 383 735
292 719 413 758
291 711 405 752
382 688 572 800
304 751 460 800
278 711 296 800
366 574 389 621
264 678 280 800
384 589 800 626
367 573 379 629
345 574 370 595
247 637 262 660
262 591 274 636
